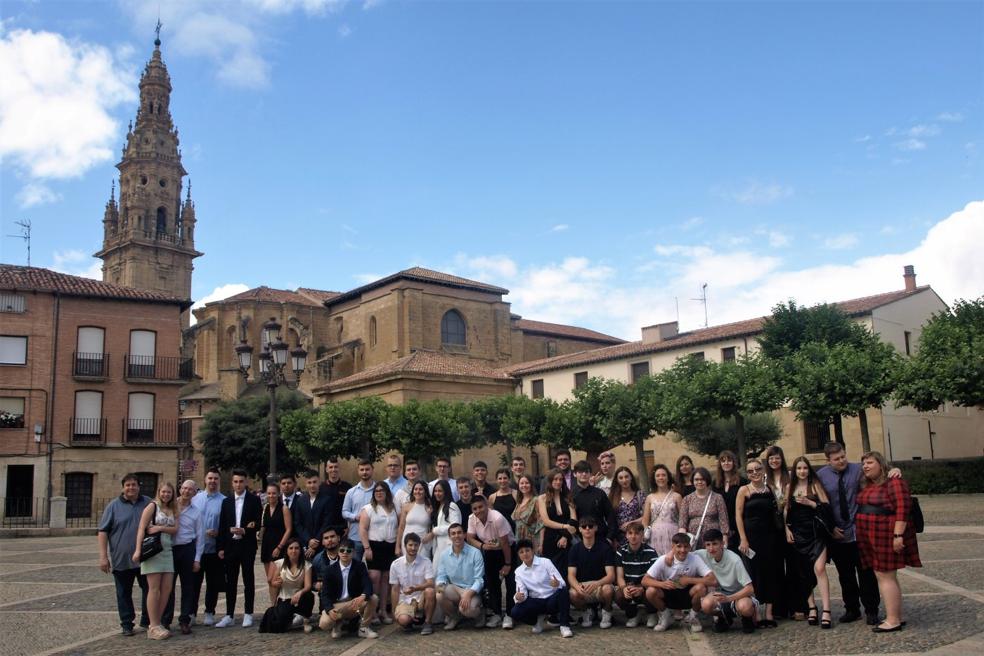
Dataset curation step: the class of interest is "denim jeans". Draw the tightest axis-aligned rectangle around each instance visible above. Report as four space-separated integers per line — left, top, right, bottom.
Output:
112 568 149 630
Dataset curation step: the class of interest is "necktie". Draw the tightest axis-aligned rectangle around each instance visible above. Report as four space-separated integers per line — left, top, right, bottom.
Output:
837 470 850 522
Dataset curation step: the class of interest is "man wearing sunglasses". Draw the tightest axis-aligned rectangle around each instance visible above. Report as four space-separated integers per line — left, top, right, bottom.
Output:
567 516 616 629
317 539 379 639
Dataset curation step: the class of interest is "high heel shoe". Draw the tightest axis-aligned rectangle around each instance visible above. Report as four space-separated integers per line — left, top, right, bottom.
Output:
807 607 818 626
821 610 832 630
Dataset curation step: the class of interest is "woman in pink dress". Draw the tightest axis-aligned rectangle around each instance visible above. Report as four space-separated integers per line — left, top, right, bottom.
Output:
641 464 682 555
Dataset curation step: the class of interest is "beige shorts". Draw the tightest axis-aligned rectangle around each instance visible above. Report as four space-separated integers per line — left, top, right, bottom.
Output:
394 600 420 618
574 582 612 603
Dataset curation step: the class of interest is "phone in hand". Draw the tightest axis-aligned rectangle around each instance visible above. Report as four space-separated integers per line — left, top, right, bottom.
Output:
744 547 756 559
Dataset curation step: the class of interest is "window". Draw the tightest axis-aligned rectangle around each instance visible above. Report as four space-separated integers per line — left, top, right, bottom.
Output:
546 341 557 358
904 331 912 356
0 293 26 313
440 310 466 346
135 472 159 497
574 372 588 389
76 327 106 377
0 335 28 365
804 419 830 453
0 397 25 429
73 391 103 439
128 330 156 377
65 473 94 519
156 207 167 233
689 351 705 361
369 316 377 348
630 361 650 383
721 346 736 363
127 392 155 442
531 379 544 399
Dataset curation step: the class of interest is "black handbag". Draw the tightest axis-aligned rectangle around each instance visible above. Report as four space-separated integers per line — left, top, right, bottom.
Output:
813 502 836 542
259 598 295 633
139 503 163 562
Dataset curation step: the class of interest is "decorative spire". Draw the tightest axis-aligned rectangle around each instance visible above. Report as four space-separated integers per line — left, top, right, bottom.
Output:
110 180 115 202
186 179 192 202
155 17 162 48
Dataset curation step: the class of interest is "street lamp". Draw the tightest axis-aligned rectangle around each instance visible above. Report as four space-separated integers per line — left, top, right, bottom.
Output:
235 317 307 474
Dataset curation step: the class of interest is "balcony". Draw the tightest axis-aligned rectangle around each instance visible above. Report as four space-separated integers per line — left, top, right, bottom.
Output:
70 417 107 445
124 354 194 382
73 352 110 379
123 418 192 446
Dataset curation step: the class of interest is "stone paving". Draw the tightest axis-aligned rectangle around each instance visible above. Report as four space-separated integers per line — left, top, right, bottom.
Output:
0 494 981 656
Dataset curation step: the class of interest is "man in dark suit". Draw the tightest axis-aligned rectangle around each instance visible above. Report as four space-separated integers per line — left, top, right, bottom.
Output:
215 469 262 628
294 470 333 560
279 473 303 512
317 538 379 639
323 458 351 536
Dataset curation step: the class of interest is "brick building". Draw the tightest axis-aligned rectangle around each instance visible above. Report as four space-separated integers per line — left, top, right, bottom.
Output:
0 265 193 525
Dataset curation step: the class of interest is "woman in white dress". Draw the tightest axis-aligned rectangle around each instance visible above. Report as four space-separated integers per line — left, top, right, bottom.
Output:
429 479 460 562
396 480 434 559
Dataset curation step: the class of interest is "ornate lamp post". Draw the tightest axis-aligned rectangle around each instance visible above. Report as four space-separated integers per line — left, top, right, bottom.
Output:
235 317 307 475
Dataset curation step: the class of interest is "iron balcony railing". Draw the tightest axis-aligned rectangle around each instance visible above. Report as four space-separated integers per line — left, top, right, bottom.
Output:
73 352 110 378
124 354 194 381
123 418 192 445
70 417 107 444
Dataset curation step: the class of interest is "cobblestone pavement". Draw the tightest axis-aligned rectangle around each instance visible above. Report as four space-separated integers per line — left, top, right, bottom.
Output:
0 494 981 656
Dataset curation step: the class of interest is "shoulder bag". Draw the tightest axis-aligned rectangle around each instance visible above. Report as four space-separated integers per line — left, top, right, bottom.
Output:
139 502 163 562
686 493 712 545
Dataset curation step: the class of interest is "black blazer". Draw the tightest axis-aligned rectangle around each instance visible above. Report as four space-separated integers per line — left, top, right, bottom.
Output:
293 489 332 546
217 492 263 553
319 559 373 611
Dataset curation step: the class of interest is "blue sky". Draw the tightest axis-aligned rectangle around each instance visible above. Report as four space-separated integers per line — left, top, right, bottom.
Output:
2 0 982 339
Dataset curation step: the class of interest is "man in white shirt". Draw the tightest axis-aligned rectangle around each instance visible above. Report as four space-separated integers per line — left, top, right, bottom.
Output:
592 451 616 493
390 532 436 635
393 460 421 514
511 539 574 637
695 529 758 634
642 532 716 633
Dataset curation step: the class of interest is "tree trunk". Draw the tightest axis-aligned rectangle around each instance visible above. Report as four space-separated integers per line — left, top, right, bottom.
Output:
832 415 845 445
734 413 747 469
505 438 513 464
858 409 871 453
633 435 650 492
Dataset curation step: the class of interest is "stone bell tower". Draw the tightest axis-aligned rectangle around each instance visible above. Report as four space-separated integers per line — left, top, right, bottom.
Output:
95 32 202 326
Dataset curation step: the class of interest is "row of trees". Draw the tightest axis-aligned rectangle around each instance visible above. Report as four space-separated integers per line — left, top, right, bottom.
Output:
199 297 983 490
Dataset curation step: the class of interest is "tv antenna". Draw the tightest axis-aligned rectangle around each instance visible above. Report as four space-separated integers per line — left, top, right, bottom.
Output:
7 219 32 267
691 283 708 327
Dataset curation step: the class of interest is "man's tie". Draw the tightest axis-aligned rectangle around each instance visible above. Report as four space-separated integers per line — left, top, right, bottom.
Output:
837 470 850 522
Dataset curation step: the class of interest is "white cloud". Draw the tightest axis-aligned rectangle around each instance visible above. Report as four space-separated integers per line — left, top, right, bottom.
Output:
338 24 352 38
895 138 926 152
246 0 346 14
189 283 251 324
681 216 704 231
0 29 136 181
907 124 940 138
854 134 871 143
16 182 62 208
937 112 963 123
718 180 794 205
455 254 518 280
49 249 102 279
823 233 859 250
755 228 791 248
550 224 569 232
352 272 380 284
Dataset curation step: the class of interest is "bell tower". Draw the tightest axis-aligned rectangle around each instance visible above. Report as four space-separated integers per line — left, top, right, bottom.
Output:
95 31 202 326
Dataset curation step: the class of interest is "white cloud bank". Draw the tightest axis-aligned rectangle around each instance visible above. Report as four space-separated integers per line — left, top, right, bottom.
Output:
454 201 984 340
189 283 251 325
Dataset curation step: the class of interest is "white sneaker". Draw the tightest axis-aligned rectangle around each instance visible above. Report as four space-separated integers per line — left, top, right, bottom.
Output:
444 615 460 631
580 608 593 628
291 614 304 629
358 626 379 639
653 609 674 632
189 614 198 626
646 613 658 628
203 613 215 626
559 625 574 638
330 626 341 639
502 615 514 629
599 609 612 629
532 617 544 634
625 614 640 628
485 614 501 628
214 615 234 628
687 610 702 633
241 614 254 628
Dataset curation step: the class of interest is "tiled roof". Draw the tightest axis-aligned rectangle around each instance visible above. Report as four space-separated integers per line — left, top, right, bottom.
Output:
322 350 513 391
513 318 625 344
210 286 329 307
326 266 509 305
507 286 931 376
179 382 222 401
296 287 341 304
0 264 189 307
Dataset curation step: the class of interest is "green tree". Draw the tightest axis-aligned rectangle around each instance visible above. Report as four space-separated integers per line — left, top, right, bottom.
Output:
386 399 472 471
676 412 782 461
283 396 393 465
895 297 984 411
501 397 561 451
199 389 309 479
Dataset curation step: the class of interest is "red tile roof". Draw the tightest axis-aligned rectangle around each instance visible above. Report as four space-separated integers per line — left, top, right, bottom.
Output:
0 264 190 307
296 287 341 304
326 266 509 305
506 286 931 376
513 318 625 344
209 286 336 307
322 350 514 391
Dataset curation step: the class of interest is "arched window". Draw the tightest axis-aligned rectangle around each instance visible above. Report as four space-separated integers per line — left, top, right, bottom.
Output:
441 310 466 346
369 316 377 348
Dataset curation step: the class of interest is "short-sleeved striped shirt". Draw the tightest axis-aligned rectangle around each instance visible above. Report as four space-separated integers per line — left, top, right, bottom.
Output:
616 542 658 585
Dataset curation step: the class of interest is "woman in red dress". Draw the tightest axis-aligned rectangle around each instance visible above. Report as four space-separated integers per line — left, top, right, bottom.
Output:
856 451 920 633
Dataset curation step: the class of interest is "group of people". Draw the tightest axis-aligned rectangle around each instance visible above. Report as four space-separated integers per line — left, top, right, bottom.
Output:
98 442 920 641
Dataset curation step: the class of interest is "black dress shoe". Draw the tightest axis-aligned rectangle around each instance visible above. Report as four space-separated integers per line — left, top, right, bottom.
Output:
872 623 903 633
840 610 862 623
121 627 135 637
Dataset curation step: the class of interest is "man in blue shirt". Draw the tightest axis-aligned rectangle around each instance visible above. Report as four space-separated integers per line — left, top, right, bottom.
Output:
383 454 409 497
436 523 485 629
342 460 376 561
191 467 225 625
98 473 151 636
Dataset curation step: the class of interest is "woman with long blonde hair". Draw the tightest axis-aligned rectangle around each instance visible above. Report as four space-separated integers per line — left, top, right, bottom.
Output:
133 481 179 639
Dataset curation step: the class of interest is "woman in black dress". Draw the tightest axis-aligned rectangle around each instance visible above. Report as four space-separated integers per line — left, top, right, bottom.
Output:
736 458 783 628
260 481 293 605
713 450 747 553
489 468 518 533
536 468 578 571
786 456 833 629
765 445 795 618
675 455 696 497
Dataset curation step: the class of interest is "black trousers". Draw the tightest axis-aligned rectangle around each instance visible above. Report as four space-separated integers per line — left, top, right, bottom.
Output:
172 542 198 624
197 552 225 615
224 547 257 616
829 540 880 615
288 590 316 618
511 588 571 627
482 546 515 616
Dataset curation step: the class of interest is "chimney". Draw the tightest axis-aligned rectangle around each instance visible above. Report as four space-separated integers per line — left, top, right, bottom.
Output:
903 264 917 292
641 321 679 344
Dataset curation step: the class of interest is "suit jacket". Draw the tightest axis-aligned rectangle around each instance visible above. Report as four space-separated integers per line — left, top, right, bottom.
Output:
319 559 374 611
293 488 333 546
217 491 263 554
321 480 351 533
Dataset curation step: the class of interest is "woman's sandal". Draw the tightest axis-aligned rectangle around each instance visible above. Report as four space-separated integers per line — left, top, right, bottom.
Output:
872 622 903 633
821 609 832 630
807 607 819 626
